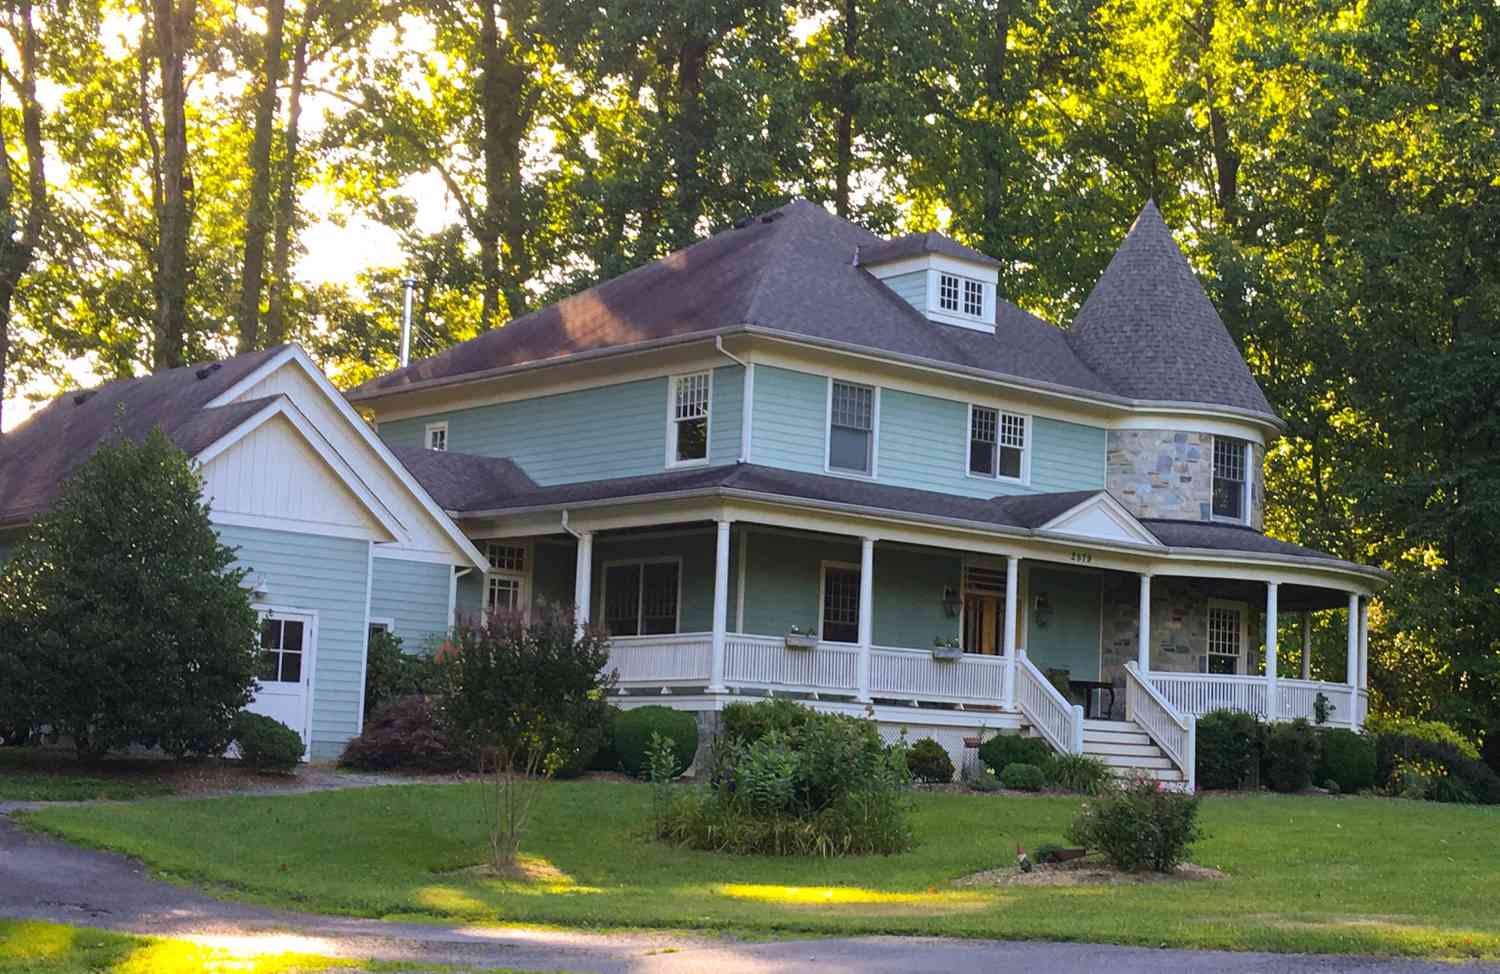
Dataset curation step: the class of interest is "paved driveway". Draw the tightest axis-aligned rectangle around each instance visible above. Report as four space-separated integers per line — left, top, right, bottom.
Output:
3 814 1496 973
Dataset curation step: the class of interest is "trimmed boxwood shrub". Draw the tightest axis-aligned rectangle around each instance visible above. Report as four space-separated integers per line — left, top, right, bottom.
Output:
338 695 469 772
614 705 698 777
1195 709 1263 790
1374 733 1500 804
232 711 304 773
1316 728 1376 792
1000 762 1047 791
906 737 955 783
978 734 1053 777
1263 718 1320 792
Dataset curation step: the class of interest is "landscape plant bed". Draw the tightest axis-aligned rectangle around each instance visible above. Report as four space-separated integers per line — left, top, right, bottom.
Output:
955 854 1228 888
22 781 1500 958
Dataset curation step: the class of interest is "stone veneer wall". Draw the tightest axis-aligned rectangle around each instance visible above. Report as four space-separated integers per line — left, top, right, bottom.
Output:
1099 575 1267 688
1105 429 1264 530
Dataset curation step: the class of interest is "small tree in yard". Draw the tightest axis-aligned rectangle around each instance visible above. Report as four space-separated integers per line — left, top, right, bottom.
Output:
0 428 261 759
436 606 613 870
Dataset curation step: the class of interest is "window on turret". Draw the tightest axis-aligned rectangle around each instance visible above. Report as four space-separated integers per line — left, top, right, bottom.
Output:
1213 437 1250 522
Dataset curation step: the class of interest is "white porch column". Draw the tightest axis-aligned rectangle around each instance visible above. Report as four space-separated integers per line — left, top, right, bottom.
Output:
706 520 732 693
1137 573 1152 673
573 531 593 636
1002 555 1020 710
1345 592 1360 730
856 537 875 703
1265 582 1280 719
1301 611 1312 680
1357 597 1369 690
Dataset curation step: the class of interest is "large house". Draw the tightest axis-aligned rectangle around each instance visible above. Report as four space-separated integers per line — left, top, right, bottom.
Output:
0 200 1385 781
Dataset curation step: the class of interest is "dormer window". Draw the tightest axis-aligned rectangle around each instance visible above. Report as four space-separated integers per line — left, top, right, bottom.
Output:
938 273 986 320
963 278 984 317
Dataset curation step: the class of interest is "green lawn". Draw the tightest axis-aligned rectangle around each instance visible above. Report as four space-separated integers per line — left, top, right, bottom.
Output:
22 781 1500 958
0 920 546 973
0 750 174 802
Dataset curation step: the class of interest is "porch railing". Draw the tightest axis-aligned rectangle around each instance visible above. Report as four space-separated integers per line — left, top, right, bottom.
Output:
1124 662 1195 789
1014 649 1083 754
870 645 1008 706
723 634 859 695
1149 671 1366 728
607 633 713 686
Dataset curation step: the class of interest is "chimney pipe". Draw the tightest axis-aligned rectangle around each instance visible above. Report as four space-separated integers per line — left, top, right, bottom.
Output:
399 276 417 367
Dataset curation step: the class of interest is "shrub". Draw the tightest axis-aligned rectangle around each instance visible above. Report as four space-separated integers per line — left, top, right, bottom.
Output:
614 706 698 777
1365 715 1479 759
1000 762 1047 791
1484 724 1500 778
1066 773 1202 872
0 429 260 759
1316 728 1376 792
1195 709 1263 790
1031 841 1066 864
232 712 304 773
338 695 469 772
586 705 622 772
969 769 1003 792
556 709 609 779
720 698 812 745
362 630 440 719
977 733 1053 777
1263 719 1320 792
661 701 912 856
1374 733 1500 804
1049 753 1111 795
906 737 955 784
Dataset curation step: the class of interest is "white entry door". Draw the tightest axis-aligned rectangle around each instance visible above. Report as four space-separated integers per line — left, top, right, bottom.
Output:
249 608 315 751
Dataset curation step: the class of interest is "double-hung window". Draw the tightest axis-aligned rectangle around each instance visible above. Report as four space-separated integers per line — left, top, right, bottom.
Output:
668 372 711 465
968 405 1026 480
1212 437 1249 522
484 542 529 616
1205 602 1244 674
425 422 448 451
820 563 860 643
602 560 680 636
828 380 875 475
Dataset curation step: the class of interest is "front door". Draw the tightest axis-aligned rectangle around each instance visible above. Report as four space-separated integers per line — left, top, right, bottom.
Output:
248 609 314 751
963 594 1001 655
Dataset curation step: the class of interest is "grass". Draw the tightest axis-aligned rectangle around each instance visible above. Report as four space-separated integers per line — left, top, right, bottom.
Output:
0 919 540 973
0 750 174 802
22 780 1500 958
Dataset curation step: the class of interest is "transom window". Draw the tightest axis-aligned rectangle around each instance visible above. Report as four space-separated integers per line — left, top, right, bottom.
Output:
483 542 529 617
1205 604 1243 675
1212 437 1249 521
603 560 680 636
258 617 304 684
968 405 1026 480
425 422 448 451
821 563 860 643
486 542 527 572
669 372 711 465
828 380 875 475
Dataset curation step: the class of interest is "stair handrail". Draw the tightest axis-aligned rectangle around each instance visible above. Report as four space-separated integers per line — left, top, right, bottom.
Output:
1124 662 1196 790
1014 649 1084 755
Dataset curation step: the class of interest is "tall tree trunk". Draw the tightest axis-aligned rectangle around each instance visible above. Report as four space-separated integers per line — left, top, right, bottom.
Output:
978 0 1013 237
833 0 858 218
235 0 286 352
477 0 505 328
0 0 46 435
151 0 195 371
669 35 709 248
264 17 309 347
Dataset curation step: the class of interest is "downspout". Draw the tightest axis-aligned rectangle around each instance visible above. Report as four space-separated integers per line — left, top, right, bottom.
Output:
714 336 752 464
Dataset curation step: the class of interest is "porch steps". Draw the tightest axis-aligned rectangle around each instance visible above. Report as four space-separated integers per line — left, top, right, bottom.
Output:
1078 719 1185 785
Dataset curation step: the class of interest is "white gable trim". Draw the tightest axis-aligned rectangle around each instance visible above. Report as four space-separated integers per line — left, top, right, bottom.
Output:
195 396 406 543
208 346 489 571
1037 492 1163 548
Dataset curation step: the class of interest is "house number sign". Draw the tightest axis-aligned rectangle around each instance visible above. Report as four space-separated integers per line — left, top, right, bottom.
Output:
1070 550 1093 564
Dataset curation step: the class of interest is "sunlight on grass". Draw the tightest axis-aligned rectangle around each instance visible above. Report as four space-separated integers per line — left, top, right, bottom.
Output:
434 855 606 898
416 886 492 915
115 938 354 973
0 921 76 960
717 882 989 911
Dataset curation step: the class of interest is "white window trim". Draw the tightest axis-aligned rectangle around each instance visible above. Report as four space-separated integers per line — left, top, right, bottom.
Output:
483 540 532 620
925 268 997 332
424 421 449 452
599 556 684 636
823 378 880 479
1205 598 1249 675
368 616 395 635
964 403 1032 486
1211 438 1252 525
665 371 713 469
817 559 862 645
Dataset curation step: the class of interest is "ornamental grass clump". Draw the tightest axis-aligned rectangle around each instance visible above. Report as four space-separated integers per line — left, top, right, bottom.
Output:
660 700 913 856
1066 772 1202 873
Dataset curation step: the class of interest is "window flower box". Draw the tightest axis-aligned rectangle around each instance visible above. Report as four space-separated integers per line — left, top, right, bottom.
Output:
785 628 818 651
931 637 962 661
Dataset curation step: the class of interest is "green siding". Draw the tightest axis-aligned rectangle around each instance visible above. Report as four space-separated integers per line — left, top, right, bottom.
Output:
1025 566 1102 680
872 545 961 648
378 366 743 485
750 366 827 472
1031 417 1107 493
881 270 927 313
590 531 732 633
216 523 370 760
370 557 451 652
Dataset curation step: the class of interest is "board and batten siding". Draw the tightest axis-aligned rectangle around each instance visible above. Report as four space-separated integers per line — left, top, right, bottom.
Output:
750 365 1106 498
216 522 370 759
378 366 744 486
369 556 452 652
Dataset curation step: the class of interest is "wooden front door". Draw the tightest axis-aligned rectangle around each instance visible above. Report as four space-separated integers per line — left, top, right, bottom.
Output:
963 593 1002 655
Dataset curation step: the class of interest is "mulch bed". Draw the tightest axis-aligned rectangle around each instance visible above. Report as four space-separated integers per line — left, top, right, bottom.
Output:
955 854 1228 887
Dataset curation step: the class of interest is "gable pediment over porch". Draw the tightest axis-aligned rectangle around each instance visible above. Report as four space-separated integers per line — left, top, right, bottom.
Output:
1035 492 1162 548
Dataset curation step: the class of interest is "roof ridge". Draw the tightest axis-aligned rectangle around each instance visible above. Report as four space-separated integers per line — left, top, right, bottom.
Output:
742 201 820 327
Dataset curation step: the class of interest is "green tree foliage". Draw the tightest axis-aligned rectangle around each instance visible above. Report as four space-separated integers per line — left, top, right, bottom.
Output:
0 428 260 758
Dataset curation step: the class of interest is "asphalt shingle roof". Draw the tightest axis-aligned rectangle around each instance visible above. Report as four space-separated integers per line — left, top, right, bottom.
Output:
857 231 1003 269
388 446 537 512
1068 201 1275 417
0 347 286 526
